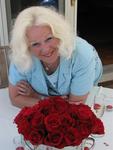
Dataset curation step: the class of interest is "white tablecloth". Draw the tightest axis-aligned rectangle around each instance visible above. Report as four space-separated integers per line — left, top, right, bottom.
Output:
0 87 113 150
0 88 20 150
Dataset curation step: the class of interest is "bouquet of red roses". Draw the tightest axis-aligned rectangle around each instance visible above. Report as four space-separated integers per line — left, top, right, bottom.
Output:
14 96 104 149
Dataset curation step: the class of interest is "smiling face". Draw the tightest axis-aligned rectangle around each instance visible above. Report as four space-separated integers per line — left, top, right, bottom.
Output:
26 25 60 64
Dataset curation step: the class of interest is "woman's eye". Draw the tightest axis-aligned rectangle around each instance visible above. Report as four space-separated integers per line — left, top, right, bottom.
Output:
31 42 40 47
45 37 53 42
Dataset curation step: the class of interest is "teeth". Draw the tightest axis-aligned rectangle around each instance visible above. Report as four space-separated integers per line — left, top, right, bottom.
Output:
46 54 51 57
44 52 53 57
42 54 50 57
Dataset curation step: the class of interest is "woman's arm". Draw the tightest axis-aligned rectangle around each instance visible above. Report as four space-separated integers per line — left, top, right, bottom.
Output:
9 81 42 108
68 93 89 105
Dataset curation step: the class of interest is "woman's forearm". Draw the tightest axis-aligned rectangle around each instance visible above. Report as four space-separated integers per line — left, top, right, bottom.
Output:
68 93 89 104
9 82 47 108
11 95 40 108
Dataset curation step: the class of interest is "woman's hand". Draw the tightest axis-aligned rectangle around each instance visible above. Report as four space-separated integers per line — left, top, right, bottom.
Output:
69 100 84 105
16 80 36 96
9 82 41 108
68 93 89 105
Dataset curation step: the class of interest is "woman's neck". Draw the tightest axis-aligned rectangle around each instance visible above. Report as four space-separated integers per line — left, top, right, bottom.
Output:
42 57 60 75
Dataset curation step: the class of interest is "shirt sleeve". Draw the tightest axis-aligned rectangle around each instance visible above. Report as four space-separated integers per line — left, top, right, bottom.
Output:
8 63 27 85
70 38 95 96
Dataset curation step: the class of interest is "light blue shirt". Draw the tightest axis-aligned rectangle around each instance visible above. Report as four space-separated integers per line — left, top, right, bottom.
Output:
9 37 102 96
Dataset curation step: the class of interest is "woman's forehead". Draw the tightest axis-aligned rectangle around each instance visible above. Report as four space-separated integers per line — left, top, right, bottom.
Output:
27 25 52 33
26 25 53 41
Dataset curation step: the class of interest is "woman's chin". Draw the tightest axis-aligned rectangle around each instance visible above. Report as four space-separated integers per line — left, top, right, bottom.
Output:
41 56 59 64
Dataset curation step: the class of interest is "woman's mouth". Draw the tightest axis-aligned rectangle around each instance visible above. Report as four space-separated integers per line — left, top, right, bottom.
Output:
42 51 54 57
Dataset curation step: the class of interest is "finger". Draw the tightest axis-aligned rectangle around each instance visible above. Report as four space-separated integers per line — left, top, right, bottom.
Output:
61 96 68 99
17 86 27 92
18 90 29 96
17 81 30 88
17 83 27 89
20 81 32 90
17 80 32 91
17 80 28 87
18 87 30 95
69 101 83 105
16 81 33 96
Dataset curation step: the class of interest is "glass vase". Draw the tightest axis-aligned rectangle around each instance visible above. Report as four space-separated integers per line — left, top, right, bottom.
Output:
22 140 84 150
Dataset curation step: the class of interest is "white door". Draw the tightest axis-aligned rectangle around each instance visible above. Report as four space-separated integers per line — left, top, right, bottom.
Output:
65 0 78 35
0 0 9 46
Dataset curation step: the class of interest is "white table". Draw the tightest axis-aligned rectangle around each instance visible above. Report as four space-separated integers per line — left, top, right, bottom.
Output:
0 87 113 150
0 88 20 150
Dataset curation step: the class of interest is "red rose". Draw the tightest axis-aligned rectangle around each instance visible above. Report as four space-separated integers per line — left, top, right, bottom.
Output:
44 132 64 148
64 127 82 146
76 104 94 120
68 105 79 122
44 113 62 132
38 99 53 115
14 96 105 148
28 129 45 145
91 118 105 134
14 108 31 139
23 107 36 116
52 96 69 113
18 119 31 140
78 123 91 139
31 112 44 128
60 113 75 129
14 107 29 123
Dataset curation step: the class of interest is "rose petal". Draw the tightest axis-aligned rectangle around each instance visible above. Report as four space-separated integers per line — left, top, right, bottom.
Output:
94 103 101 110
16 147 24 150
84 147 89 150
106 105 113 111
106 105 113 109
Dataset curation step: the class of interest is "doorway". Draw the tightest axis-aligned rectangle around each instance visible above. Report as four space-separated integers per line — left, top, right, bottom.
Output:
77 0 113 65
77 0 113 86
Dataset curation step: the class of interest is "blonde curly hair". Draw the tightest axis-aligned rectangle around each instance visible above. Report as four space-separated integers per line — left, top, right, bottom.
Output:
10 6 75 72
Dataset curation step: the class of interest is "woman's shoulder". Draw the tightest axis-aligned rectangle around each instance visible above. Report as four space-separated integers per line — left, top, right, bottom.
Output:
76 36 94 55
9 56 41 74
73 36 94 61
71 36 96 68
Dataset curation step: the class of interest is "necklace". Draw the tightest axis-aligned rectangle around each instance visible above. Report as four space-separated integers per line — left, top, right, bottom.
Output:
45 66 50 71
44 62 57 72
42 57 60 74
44 64 53 71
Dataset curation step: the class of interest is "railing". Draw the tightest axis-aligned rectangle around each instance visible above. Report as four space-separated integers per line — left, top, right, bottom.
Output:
0 46 10 88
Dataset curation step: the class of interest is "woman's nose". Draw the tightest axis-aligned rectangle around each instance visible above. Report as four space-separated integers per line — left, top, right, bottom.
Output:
40 43 50 52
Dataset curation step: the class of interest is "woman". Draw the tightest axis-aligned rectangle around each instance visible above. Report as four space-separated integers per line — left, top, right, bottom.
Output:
8 6 103 108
